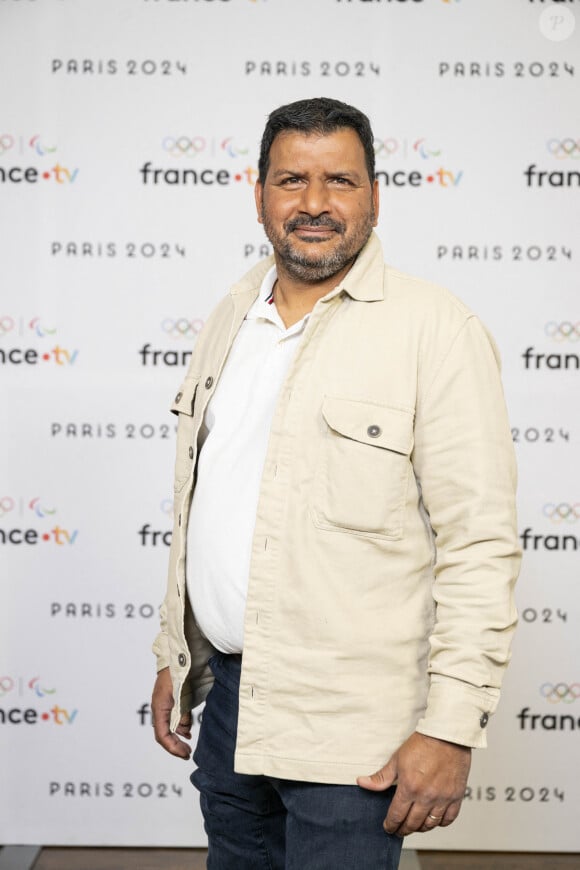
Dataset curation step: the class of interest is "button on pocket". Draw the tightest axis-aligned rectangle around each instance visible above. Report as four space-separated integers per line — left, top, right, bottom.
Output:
312 397 414 540
170 376 200 492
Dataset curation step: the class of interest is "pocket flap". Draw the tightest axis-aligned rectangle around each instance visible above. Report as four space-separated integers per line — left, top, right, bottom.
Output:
321 396 414 455
170 377 199 416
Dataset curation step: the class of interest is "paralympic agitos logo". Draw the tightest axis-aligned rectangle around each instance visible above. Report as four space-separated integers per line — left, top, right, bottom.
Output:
0 316 79 367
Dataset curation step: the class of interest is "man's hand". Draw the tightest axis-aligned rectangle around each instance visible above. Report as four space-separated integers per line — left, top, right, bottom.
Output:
151 667 192 760
357 732 471 837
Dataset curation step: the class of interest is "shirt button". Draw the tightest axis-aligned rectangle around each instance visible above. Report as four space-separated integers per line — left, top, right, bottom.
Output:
188 446 194 459
367 424 382 438
178 653 187 667
480 712 489 728
205 376 214 389
174 391 183 403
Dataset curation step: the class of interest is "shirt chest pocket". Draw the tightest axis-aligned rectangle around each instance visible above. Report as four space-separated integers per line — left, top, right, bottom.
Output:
170 376 200 493
311 396 415 540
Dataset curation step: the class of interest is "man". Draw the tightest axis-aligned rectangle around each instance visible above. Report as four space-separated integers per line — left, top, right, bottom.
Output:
152 98 520 869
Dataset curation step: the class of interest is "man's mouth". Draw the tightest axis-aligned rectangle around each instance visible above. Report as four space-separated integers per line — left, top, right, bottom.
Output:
285 218 344 241
292 225 336 239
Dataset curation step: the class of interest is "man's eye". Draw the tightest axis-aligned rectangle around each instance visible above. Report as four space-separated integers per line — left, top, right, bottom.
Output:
331 177 351 185
281 177 301 185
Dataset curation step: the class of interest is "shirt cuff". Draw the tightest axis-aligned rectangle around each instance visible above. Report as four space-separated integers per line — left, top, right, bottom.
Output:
152 630 170 673
415 674 500 748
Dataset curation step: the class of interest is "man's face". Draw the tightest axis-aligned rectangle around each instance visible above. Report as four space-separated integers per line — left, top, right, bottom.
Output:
255 128 379 283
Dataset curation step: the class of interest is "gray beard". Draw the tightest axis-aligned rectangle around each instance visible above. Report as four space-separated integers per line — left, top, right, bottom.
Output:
272 237 361 283
261 211 375 284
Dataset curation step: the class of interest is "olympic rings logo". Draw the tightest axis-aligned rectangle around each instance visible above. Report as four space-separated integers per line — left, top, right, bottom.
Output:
0 676 15 697
0 316 15 336
161 318 205 338
544 321 580 342
546 138 580 159
540 683 580 704
161 136 249 159
543 503 580 523
374 138 399 158
160 499 174 516
162 136 207 157
0 497 15 518
0 134 14 154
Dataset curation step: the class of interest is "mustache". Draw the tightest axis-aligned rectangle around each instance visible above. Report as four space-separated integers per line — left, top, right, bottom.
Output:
284 215 345 234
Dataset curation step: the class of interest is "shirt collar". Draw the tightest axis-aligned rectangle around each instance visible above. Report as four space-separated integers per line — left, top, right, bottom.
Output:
245 266 310 337
245 266 278 322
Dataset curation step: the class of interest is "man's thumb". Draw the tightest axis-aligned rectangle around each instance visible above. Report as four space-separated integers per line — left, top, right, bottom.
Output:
356 755 397 791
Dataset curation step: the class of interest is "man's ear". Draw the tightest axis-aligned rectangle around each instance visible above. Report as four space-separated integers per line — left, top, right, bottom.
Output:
254 180 264 224
372 179 379 227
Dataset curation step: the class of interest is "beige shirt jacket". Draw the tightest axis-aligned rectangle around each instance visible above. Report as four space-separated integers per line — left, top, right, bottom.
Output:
153 232 521 785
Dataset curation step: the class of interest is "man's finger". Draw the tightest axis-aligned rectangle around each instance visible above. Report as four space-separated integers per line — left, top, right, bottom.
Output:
395 803 445 837
439 799 462 828
175 712 192 739
151 667 192 760
382 793 413 836
357 756 397 791
413 806 445 834
155 727 192 760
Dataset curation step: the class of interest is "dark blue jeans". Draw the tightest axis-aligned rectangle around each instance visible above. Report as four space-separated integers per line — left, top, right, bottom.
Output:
191 653 402 870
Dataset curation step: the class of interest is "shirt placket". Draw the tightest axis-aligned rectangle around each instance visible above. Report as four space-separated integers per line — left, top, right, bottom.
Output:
235 291 345 763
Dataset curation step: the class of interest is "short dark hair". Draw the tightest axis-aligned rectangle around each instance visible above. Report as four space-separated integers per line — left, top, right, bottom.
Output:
258 97 375 186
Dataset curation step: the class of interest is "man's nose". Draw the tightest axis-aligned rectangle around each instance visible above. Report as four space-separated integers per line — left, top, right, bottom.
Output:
299 180 330 216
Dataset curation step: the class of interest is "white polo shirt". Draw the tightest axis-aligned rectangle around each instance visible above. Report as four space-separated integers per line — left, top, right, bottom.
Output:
186 267 309 654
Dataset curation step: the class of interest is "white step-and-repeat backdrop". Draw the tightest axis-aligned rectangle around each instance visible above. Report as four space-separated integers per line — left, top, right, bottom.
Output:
1 0 579 853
